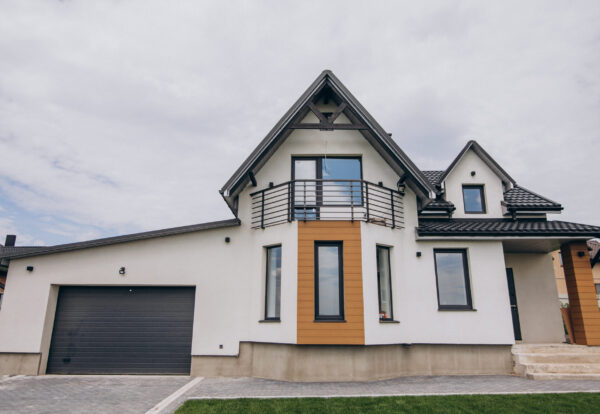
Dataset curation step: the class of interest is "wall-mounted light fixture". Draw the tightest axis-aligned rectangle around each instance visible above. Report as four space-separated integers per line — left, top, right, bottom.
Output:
378 181 383 187
470 171 476 176
416 252 422 257
225 237 231 243
119 267 126 275
397 176 406 193
269 182 274 188
577 251 585 258
26 266 34 272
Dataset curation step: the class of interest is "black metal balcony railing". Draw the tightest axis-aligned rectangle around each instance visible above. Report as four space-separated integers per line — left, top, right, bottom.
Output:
250 179 404 229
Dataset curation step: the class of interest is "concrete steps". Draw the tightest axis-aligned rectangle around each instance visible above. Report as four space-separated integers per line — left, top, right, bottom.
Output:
512 344 600 380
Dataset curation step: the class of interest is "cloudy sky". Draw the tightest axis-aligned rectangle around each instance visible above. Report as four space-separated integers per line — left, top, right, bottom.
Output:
1 1 599 246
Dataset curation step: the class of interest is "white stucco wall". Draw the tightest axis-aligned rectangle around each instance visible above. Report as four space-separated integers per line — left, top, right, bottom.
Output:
0 125 530 362
443 149 506 218
504 253 565 343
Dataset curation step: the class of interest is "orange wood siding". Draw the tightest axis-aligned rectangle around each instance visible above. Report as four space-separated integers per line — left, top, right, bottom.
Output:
297 221 365 345
561 242 600 345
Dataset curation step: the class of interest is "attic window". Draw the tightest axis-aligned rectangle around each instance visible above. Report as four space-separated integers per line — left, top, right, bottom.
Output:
462 185 486 214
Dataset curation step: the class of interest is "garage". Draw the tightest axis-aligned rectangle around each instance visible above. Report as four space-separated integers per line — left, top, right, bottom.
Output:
46 286 195 374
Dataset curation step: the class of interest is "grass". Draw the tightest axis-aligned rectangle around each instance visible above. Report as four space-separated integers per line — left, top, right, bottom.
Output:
174 393 600 414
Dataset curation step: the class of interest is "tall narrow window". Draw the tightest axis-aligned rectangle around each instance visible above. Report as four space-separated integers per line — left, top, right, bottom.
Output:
462 185 486 214
434 249 473 310
596 283 600 308
265 245 282 320
376 246 393 320
315 242 344 320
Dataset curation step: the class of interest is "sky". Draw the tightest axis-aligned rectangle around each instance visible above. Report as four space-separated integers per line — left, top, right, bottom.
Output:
0 1 599 246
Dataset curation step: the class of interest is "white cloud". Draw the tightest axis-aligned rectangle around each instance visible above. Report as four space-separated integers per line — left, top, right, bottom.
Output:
0 0 599 245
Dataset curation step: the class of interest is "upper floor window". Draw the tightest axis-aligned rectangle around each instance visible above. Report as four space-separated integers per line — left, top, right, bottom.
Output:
315 241 344 320
434 249 473 310
293 157 362 216
462 185 486 214
265 245 282 320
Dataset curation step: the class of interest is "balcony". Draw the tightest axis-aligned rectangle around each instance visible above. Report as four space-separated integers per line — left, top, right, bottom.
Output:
250 179 404 229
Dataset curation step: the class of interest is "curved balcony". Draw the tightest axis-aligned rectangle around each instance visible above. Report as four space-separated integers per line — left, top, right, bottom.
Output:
250 179 404 229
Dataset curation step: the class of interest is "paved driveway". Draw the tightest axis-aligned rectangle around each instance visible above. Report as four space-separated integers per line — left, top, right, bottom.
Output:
3 374 600 414
0 375 192 414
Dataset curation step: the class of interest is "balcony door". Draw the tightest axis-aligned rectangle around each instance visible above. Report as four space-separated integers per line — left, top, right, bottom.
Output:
292 157 362 220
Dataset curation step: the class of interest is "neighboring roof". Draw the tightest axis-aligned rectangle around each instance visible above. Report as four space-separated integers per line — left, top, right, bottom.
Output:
422 170 445 187
0 219 241 260
220 70 435 213
589 239 600 266
436 140 516 186
503 186 563 212
417 219 600 238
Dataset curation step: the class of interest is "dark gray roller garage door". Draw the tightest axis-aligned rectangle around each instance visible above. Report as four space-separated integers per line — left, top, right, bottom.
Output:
47 286 195 374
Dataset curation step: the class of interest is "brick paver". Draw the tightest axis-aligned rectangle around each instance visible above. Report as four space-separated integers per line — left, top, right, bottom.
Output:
0 375 192 414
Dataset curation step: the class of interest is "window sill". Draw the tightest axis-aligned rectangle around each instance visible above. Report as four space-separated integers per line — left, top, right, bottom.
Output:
438 308 477 312
379 319 400 324
259 319 281 323
313 319 346 323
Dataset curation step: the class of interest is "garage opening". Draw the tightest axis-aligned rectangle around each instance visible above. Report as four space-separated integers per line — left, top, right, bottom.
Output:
47 286 195 374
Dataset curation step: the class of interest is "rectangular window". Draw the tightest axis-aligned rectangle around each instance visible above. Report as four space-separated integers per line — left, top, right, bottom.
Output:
434 249 473 310
462 185 486 214
376 246 393 320
315 242 344 320
264 246 282 320
292 157 362 215
596 283 600 308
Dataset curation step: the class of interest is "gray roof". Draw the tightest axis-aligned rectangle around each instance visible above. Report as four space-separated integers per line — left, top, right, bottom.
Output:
422 170 445 187
220 70 435 214
503 186 562 211
0 219 241 260
417 219 600 238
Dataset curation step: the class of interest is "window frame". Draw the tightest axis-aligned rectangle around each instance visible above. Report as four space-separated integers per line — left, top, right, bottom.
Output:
376 245 394 321
314 241 345 321
291 156 363 216
433 248 473 311
264 245 282 321
462 184 486 214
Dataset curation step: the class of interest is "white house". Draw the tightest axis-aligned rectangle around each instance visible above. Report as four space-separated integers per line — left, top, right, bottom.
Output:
1 70 599 381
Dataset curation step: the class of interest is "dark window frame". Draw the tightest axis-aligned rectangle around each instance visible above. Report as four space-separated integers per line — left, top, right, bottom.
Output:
314 241 345 321
433 248 473 310
264 245 282 321
291 156 363 216
376 245 394 321
462 184 486 214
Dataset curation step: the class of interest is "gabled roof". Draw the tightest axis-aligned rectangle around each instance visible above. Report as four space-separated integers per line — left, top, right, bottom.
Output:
220 70 435 214
0 219 241 260
436 140 516 186
503 185 563 212
417 218 600 238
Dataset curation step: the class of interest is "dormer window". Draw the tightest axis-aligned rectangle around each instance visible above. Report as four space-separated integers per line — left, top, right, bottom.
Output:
462 185 486 214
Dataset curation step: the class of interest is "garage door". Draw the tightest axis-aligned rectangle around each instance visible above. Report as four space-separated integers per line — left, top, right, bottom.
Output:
47 286 195 374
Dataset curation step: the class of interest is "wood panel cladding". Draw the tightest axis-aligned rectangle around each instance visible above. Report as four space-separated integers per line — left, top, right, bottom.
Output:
297 221 365 345
561 242 600 345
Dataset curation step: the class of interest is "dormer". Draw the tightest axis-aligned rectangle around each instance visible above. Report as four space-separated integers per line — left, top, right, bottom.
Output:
420 141 562 219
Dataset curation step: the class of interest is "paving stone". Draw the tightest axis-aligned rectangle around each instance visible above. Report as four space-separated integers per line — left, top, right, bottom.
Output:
0 375 192 414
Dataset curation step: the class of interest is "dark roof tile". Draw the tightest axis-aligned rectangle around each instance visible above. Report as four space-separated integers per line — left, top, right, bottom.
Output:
503 186 562 211
418 219 600 237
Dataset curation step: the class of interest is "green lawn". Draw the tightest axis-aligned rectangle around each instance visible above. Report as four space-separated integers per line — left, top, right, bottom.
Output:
175 393 600 414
